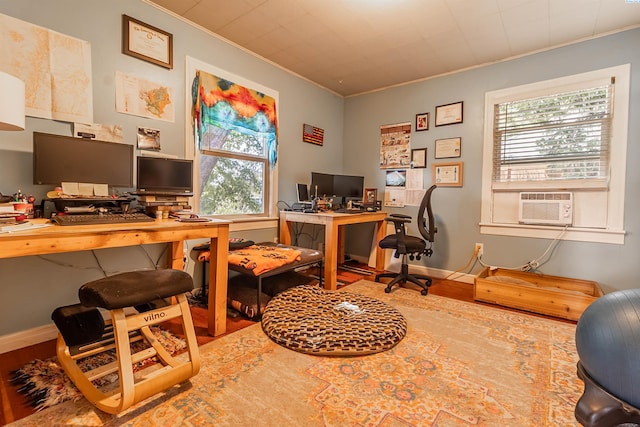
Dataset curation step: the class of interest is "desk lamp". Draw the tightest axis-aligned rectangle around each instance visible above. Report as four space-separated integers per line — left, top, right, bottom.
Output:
0 71 25 131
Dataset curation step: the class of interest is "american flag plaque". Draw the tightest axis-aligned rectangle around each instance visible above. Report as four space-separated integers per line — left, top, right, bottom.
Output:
302 123 324 146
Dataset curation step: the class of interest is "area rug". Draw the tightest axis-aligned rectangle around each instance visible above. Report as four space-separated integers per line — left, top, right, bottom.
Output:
9 280 582 426
10 326 186 411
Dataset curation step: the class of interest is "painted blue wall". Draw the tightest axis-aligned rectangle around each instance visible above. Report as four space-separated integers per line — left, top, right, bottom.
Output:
0 0 343 336
344 28 640 293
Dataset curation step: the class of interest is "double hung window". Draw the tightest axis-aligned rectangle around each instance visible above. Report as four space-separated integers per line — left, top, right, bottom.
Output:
492 84 612 188
481 65 629 244
187 57 278 219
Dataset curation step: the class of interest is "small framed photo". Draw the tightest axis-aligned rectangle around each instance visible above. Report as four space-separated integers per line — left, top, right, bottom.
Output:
415 112 429 131
364 188 378 204
122 15 173 69
435 101 463 127
411 148 427 168
435 137 461 159
432 162 463 187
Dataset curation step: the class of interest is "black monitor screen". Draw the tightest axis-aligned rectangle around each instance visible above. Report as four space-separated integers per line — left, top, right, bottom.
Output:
310 172 365 201
33 132 133 187
310 172 334 198
334 174 364 199
297 183 310 202
136 156 193 194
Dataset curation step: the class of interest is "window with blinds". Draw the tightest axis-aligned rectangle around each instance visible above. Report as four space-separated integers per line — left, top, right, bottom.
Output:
492 81 613 186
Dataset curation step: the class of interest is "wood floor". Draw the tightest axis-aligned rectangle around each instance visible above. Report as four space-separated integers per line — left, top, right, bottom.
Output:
0 264 562 425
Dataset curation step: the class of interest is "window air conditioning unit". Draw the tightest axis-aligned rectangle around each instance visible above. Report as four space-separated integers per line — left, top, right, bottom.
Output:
518 192 573 226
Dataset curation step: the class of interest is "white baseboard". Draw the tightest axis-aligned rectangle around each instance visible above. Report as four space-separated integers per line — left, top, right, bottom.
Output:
0 324 58 354
352 253 476 285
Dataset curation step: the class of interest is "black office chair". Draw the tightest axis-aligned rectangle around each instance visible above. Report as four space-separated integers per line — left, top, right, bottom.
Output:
375 185 437 295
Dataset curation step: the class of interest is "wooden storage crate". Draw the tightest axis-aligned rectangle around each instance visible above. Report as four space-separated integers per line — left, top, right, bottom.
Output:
474 268 603 321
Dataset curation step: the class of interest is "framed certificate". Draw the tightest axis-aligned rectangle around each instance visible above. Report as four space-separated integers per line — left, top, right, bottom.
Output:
432 162 463 187
411 148 427 168
435 101 463 126
435 137 461 159
122 15 173 69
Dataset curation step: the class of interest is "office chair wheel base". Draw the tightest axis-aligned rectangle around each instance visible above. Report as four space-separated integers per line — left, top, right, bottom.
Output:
384 287 392 293
421 289 428 296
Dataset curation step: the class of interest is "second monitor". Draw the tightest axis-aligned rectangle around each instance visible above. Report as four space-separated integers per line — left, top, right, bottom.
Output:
310 172 364 206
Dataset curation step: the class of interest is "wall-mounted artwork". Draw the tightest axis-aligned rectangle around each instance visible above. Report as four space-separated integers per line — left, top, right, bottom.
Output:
411 148 427 168
432 162 463 187
435 101 463 126
434 137 461 158
303 123 324 146
380 122 412 168
137 127 160 150
122 15 173 69
415 113 429 131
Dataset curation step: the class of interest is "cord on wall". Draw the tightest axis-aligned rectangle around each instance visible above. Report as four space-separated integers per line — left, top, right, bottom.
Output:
476 226 568 272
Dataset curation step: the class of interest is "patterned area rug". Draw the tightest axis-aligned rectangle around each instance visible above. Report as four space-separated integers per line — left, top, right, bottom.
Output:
10 327 186 411
9 280 582 426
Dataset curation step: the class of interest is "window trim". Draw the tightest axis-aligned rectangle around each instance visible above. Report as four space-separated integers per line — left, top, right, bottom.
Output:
480 64 630 244
185 56 279 220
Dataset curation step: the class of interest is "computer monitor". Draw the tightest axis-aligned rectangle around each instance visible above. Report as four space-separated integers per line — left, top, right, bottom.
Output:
297 183 310 202
136 156 193 195
33 132 133 188
310 172 334 198
333 174 364 200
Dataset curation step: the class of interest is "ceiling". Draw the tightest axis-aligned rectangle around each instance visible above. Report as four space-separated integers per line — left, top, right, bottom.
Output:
147 0 640 97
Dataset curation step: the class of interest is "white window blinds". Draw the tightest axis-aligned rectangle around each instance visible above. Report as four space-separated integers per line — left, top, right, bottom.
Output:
492 80 613 184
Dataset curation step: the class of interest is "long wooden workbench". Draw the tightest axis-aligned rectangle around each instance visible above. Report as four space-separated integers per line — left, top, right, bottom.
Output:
0 218 230 337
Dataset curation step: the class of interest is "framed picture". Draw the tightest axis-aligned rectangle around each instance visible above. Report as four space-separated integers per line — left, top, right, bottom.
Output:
432 162 463 187
415 112 429 131
435 137 461 159
411 148 427 168
122 15 173 69
435 101 463 126
364 188 378 204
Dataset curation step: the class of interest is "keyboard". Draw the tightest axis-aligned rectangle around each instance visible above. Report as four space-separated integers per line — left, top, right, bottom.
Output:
52 213 155 226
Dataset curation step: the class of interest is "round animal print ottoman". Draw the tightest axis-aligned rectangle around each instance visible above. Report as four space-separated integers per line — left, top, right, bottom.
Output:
261 284 407 356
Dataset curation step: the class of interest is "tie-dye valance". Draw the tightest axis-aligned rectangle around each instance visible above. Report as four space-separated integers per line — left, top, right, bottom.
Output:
192 70 278 167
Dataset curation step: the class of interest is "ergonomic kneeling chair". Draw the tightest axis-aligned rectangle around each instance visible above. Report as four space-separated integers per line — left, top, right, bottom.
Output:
375 185 437 295
51 269 200 414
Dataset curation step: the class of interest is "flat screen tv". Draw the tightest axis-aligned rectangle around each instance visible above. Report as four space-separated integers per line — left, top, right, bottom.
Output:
136 156 193 195
33 132 133 188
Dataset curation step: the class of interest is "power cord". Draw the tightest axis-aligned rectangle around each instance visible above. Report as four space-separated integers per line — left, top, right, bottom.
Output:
444 245 482 280
476 225 568 272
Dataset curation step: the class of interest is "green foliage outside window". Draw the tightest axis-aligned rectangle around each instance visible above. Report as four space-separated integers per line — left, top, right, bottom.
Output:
199 128 267 216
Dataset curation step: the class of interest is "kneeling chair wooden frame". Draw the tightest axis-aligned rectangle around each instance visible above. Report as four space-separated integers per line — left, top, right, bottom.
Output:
52 269 200 414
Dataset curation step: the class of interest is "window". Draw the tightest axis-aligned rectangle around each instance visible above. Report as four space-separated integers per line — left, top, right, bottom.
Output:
493 85 611 186
199 129 268 216
186 57 278 219
481 65 629 244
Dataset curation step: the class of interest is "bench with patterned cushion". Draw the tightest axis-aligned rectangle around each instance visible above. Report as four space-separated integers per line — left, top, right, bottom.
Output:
195 242 323 318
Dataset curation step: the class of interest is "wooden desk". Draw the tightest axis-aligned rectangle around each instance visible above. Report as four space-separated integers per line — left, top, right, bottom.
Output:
0 218 230 337
279 210 387 290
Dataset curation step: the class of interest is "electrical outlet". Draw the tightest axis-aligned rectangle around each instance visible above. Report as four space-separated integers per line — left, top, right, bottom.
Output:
475 243 484 258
